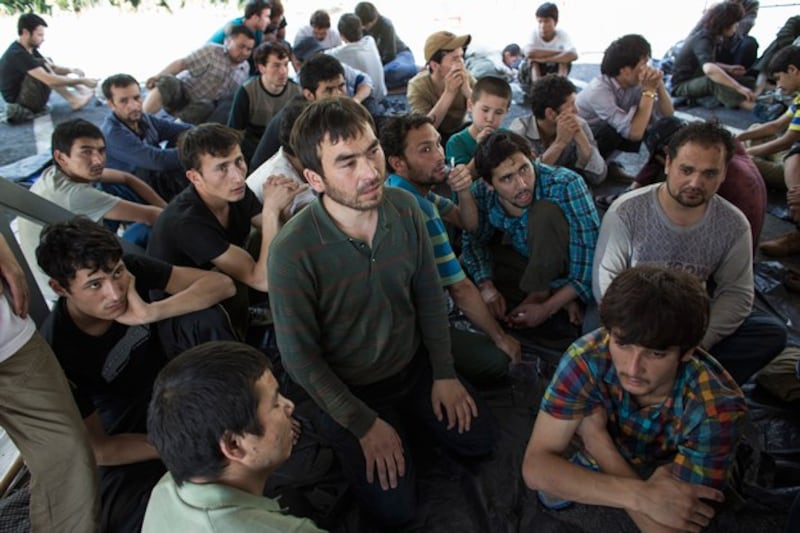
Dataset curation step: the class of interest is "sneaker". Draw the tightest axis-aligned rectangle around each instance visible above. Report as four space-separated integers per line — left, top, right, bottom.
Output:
759 231 800 257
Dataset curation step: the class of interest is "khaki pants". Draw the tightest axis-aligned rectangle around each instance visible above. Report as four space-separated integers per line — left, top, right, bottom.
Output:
672 75 755 109
0 333 99 532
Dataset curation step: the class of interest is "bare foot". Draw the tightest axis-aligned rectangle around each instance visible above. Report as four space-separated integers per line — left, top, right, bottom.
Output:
739 100 755 111
81 78 98 89
69 90 93 111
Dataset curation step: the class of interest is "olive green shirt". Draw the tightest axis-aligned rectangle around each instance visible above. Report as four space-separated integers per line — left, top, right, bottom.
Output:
268 188 455 437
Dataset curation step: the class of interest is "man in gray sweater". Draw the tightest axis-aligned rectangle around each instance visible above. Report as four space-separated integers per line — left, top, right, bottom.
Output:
593 121 785 384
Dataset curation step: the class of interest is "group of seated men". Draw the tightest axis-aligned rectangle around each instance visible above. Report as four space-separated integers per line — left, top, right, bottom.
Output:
1 1 799 532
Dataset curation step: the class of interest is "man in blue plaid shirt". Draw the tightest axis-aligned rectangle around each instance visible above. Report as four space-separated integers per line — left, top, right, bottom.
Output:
461 130 599 331
523 266 746 532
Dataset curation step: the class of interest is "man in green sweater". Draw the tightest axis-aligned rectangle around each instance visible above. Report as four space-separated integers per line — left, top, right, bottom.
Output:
268 98 497 528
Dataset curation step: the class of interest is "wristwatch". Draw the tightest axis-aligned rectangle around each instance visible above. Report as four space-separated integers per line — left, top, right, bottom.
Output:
642 90 657 99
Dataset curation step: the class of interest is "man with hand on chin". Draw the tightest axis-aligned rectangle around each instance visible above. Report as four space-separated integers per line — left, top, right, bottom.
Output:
268 98 497 528
36 216 236 533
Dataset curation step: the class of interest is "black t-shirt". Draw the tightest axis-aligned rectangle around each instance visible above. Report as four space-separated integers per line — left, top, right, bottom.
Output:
672 30 717 85
147 184 262 270
0 41 45 102
367 15 409 65
249 108 284 170
40 254 172 434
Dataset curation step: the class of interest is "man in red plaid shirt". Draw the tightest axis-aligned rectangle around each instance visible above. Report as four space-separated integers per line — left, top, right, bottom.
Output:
523 265 746 533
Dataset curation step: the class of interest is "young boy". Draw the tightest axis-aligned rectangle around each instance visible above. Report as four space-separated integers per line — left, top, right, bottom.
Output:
736 45 800 258
737 46 800 178
522 3 577 84
445 76 512 170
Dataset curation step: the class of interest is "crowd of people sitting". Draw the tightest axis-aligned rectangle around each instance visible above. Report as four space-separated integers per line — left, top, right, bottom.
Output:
1 0 800 531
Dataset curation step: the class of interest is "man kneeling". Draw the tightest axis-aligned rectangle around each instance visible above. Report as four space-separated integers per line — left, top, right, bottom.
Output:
144 341 324 532
523 265 746 532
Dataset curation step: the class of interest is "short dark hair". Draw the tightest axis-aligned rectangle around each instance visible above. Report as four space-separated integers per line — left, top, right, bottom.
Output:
51 119 104 160
666 120 735 166
36 216 123 290
310 9 331 29
299 54 345 93
354 2 378 25
535 2 559 22
227 24 256 41
101 73 139 101
269 0 284 19
474 130 532 184
769 45 800 75
599 266 709 353
529 73 575 119
253 41 289 66
244 0 270 20
702 1 745 36
338 13 363 43
179 123 242 172
291 97 376 177
18 13 46 35
601 34 651 77
148 341 272 485
278 96 311 156
471 76 512 105
380 113 435 171
502 43 522 57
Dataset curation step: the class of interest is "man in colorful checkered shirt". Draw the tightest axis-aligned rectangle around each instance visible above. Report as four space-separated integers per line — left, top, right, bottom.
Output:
461 130 600 330
523 265 746 532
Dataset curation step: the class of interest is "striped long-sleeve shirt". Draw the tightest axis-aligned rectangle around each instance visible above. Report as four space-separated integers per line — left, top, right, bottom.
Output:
268 188 454 438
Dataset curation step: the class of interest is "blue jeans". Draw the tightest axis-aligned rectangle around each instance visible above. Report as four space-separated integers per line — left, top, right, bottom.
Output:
709 310 787 384
316 348 497 527
98 183 151 248
384 50 417 89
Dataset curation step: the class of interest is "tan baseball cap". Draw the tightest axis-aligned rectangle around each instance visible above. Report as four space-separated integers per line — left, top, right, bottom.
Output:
424 31 471 63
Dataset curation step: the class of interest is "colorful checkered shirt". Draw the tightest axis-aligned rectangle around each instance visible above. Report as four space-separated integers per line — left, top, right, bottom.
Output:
386 174 466 287
461 160 599 302
541 329 747 489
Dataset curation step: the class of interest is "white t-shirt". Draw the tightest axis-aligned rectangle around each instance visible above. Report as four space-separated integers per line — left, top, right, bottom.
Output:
0 291 36 364
17 166 119 302
523 28 576 57
327 36 387 102
293 25 342 50
246 147 316 215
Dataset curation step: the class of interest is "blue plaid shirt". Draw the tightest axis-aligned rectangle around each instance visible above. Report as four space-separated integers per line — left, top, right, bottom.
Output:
461 160 599 302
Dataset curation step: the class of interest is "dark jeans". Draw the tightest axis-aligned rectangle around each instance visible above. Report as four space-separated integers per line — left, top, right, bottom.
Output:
450 327 510 384
98 183 151 248
384 50 417 89
590 123 643 160
708 310 787 384
491 199 570 305
316 349 497 527
99 459 165 533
